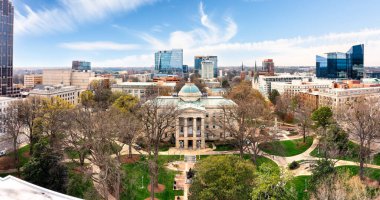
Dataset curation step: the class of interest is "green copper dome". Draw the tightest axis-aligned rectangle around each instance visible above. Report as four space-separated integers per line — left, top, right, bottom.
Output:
178 83 202 101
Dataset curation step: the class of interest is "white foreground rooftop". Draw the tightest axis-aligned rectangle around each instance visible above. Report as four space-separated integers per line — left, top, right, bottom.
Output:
0 176 82 200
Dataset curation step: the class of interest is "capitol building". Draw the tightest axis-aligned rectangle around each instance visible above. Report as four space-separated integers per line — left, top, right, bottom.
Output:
154 83 236 149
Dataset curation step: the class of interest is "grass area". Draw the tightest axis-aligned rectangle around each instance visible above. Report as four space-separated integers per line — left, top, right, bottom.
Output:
336 166 380 180
122 155 183 200
6 145 30 168
310 141 361 162
158 143 174 152
372 153 380 165
214 143 236 151
259 136 314 157
286 175 310 200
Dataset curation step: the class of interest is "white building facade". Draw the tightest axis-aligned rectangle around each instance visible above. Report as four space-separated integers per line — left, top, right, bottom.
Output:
29 85 81 105
152 83 235 149
252 74 312 97
200 61 214 79
271 80 331 97
111 82 176 100
318 87 380 111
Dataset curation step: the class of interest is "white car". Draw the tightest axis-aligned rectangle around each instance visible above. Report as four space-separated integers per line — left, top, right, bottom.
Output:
0 149 6 156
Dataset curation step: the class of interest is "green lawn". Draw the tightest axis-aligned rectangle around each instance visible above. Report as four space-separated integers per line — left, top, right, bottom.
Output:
122 155 183 200
6 145 30 168
336 166 380 180
372 153 380 165
286 176 310 200
310 141 363 163
259 136 314 157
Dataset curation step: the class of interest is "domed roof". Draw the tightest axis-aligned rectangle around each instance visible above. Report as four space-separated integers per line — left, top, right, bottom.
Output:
178 83 202 101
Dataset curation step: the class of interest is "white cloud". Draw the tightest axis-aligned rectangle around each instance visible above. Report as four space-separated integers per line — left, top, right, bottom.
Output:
15 0 156 35
140 1 238 49
95 54 153 67
59 41 140 51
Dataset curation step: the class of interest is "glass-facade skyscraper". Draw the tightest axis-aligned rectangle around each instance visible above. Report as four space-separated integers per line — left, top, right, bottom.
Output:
0 0 13 96
72 60 91 71
316 44 364 80
194 56 218 78
155 49 183 75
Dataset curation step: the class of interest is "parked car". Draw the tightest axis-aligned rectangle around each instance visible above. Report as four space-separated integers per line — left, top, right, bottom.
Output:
133 144 142 151
0 149 6 156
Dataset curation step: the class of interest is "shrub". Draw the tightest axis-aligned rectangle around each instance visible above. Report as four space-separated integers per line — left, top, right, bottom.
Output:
289 161 300 170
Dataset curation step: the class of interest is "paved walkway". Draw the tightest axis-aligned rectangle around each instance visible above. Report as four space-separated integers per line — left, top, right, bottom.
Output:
259 137 380 176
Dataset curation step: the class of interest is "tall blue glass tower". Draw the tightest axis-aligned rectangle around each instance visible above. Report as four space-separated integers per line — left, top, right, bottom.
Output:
316 44 364 80
155 49 183 75
0 0 13 96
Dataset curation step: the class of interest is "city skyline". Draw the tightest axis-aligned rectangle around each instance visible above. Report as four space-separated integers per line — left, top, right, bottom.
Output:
13 0 380 68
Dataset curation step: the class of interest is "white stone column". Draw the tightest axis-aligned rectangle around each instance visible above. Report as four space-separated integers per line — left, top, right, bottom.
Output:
201 117 205 148
175 118 180 148
184 118 188 149
193 117 197 149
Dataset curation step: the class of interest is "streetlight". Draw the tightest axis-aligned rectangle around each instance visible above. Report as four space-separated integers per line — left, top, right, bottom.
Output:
141 175 144 189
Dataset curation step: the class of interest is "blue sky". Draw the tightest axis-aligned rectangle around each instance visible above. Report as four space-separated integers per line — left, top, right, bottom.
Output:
13 0 380 68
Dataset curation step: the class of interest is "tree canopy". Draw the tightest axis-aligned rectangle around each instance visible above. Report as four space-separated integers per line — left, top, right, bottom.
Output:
189 155 256 200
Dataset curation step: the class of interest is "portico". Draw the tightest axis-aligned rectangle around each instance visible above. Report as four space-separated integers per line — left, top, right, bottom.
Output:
176 111 206 149
154 82 236 150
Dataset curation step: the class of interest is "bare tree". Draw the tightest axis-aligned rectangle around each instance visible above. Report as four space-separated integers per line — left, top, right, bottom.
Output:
338 97 380 179
87 110 121 200
64 106 94 168
113 109 142 159
138 98 178 200
0 101 24 175
18 97 44 155
218 82 270 160
296 98 313 143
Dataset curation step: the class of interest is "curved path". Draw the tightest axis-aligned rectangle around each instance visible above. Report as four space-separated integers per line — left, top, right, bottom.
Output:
258 137 380 176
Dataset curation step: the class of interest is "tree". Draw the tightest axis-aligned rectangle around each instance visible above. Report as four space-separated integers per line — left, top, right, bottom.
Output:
23 139 68 193
80 90 95 109
0 101 24 175
16 97 44 155
138 98 178 199
86 110 121 200
64 106 93 168
269 89 280 105
252 163 295 200
219 81 270 160
113 110 141 158
309 159 336 191
39 97 73 150
311 106 333 130
189 155 256 200
295 102 312 143
112 94 138 113
311 106 333 158
338 97 380 180
311 170 375 200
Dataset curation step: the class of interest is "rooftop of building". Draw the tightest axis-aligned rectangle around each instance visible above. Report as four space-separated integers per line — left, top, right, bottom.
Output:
150 83 235 109
0 97 17 102
113 82 176 87
0 175 82 200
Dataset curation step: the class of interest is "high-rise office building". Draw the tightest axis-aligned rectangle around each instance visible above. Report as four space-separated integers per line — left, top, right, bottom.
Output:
262 59 275 75
316 44 364 80
200 61 214 79
0 0 14 96
72 60 91 71
194 56 218 78
155 49 183 74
